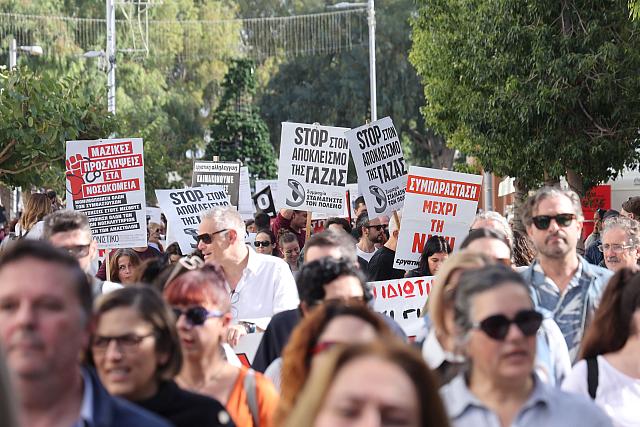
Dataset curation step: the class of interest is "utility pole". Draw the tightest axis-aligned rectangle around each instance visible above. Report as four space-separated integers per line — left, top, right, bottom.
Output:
367 0 376 122
106 0 116 114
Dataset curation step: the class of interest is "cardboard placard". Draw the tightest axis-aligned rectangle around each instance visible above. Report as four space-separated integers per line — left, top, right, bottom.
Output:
65 138 147 249
346 117 407 220
192 160 241 207
252 186 277 218
393 166 482 270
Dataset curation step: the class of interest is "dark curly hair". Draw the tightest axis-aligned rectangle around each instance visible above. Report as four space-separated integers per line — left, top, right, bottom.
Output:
296 257 371 306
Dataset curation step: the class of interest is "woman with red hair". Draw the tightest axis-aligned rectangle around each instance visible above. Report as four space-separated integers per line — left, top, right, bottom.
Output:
163 263 278 427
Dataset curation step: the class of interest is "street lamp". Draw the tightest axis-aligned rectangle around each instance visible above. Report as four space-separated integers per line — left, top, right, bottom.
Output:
328 0 376 122
9 38 43 68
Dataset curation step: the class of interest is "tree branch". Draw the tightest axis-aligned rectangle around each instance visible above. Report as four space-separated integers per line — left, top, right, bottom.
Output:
0 139 17 164
0 155 64 176
578 99 614 135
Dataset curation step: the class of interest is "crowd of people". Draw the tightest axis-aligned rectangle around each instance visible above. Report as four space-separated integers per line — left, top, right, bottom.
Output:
0 190 638 427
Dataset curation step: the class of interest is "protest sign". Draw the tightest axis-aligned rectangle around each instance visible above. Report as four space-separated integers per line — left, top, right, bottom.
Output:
65 138 147 249
277 122 350 215
393 166 482 270
191 161 241 207
369 276 435 337
235 332 265 367
239 166 256 220
156 186 230 254
252 186 277 217
346 117 407 220
146 206 162 225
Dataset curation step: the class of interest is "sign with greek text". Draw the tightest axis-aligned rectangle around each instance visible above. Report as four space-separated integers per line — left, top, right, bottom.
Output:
191 161 241 207
346 117 407 220
393 166 482 270
369 276 435 337
277 122 350 215
156 186 231 254
65 138 147 249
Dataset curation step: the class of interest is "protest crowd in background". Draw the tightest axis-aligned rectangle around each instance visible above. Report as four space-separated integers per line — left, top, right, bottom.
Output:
0 128 639 427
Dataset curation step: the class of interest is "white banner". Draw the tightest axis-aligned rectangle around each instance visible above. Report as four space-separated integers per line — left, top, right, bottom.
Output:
393 166 483 270
239 166 256 220
346 117 407 220
277 122 350 215
156 186 230 255
369 276 435 337
65 138 147 249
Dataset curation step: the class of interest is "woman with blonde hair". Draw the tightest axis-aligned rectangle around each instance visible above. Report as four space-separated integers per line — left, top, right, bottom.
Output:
15 193 52 239
283 341 450 427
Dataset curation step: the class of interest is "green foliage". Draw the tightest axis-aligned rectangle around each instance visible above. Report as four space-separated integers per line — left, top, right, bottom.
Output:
631 1 640 19
411 0 640 194
0 66 119 188
206 59 277 180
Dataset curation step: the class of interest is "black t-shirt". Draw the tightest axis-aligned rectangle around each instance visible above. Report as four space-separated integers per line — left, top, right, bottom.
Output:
367 246 406 281
136 380 235 427
252 308 302 372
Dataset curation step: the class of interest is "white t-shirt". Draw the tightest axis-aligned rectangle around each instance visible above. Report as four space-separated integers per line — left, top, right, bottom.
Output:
562 355 640 427
356 245 377 262
226 247 299 321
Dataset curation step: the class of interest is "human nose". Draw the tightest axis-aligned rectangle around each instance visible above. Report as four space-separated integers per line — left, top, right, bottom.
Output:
353 406 381 427
104 339 124 360
176 312 192 330
13 301 36 329
197 239 206 251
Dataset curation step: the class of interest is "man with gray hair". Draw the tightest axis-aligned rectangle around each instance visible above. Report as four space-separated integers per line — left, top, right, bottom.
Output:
599 216 640 272
197 206 299 345
521 187 612 361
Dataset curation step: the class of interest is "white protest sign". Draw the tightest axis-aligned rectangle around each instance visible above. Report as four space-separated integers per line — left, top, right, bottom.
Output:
346 117 407 220
156 186 230 255
369 276 435 337
393 166 483 270
277 122 350 215
65 138 147 249
146 206 162 225
239 166 256 220
234 332 265 367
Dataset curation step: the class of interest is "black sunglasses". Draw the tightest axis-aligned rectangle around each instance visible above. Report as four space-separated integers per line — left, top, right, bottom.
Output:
61 244 91 258
368 225 384 231
472 309 542 341
531 214 576 230
196 229 228 244
253 240 272 248
172 306 224 326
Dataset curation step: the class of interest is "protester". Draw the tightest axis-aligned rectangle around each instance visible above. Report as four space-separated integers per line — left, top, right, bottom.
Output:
278 232 301 272
469 210 514 246
460 228 512 266
14 192 52 239
354 212 383 264
562 269 640 426
512 229 537 267
245 219 257 234
303 229 359 266
585 208 607 249
0 240 170 426
254 213 271 231
163 265 278 427
91 286 235 427
585 209 620 266
148 222 164 252
275 303 395 425
272 209 307 249
367 212 406 281
353 196 367 218
440 265 612 427
283 341 450 427
165 242 183 264
110 248 142 286
324 217 352 234
621 196 640 220
197 206 298 340
253 257 371 375
406 235 452 278
522 187 612 361
97 245 163 281
599 216 640 272
253 229 277 256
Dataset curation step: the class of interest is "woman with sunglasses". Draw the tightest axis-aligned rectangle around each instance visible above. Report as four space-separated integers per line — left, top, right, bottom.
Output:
90 286 235 427
562 269 640 427
406 235 452 278
441 265 611 427
163 265 278 427
254 229 277 256
109 248 142 285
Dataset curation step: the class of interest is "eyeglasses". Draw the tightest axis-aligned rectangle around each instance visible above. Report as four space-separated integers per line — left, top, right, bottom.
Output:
172 306 224 326
165 255 204 285
531 214 576 230
598 243 633 253
91 333 154 352
60 244 91 258
253 240 272 248
196 229 229 244
367 225 384 231
472 309 542 341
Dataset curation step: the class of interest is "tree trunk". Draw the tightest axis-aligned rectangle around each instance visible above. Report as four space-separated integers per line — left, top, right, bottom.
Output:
512 178 528 234
0 184 12 221
565 168 585 196
407 128 455 170
543 170 560 187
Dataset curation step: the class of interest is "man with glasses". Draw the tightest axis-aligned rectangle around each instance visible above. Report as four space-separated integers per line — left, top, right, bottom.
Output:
0 240 169 427
355 212 384 265
197 206 298 345
43 209 122 296
599 216 640 272
522 187 612 361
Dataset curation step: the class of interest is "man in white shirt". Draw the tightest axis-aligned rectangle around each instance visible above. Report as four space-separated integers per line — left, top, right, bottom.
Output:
355 212 384 263
197 206 299 345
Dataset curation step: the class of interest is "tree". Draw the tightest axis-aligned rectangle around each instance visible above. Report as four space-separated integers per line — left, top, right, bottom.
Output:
410 0 640 203
0 67 119 189
205 59 277 180
631 1 640 19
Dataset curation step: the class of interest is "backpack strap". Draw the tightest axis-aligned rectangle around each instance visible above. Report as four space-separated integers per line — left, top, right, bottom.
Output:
243 368 260 427
586 357 599 399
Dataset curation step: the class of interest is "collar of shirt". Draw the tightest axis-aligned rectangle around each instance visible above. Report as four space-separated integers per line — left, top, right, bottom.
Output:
531 256 584 293
225 245 259 295
422 329 464 369
74 368 94 427
444 374 548 420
